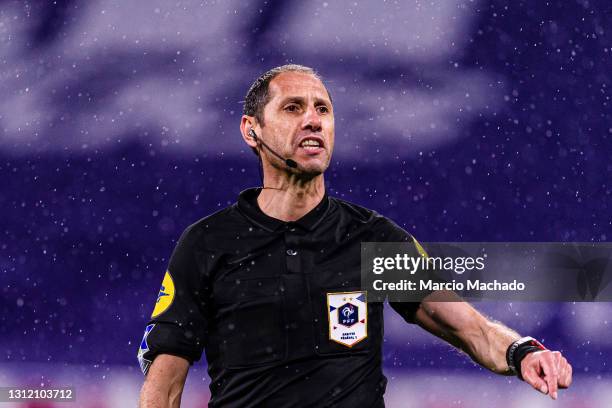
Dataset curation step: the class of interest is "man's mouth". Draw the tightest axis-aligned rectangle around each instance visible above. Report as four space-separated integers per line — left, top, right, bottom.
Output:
298 137 325 152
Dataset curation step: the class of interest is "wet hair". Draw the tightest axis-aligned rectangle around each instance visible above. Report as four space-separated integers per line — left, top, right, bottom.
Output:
243 64 331 126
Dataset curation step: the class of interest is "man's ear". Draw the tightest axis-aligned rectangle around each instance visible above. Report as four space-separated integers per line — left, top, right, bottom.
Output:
240 115 258 150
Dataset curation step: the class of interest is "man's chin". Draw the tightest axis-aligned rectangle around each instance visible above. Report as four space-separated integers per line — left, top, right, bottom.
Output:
302 156 332 171
294 162 328 178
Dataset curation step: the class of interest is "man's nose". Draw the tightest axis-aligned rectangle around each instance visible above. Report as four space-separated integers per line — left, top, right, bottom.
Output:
302 106 322 132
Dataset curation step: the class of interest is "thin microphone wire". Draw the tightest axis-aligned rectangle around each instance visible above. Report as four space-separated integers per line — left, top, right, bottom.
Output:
256 145 284 192
255 136 298 169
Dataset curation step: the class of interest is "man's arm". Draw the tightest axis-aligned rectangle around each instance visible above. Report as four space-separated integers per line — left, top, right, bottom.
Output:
413 290 572 399
139 354 190 408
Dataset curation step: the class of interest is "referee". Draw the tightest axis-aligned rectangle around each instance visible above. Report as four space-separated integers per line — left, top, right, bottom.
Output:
137 65 572 407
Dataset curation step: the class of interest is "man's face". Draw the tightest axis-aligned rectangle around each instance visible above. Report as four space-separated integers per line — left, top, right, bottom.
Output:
259 72 334 176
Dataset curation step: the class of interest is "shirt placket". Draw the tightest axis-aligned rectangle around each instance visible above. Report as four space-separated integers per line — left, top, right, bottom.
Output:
283 223 302 275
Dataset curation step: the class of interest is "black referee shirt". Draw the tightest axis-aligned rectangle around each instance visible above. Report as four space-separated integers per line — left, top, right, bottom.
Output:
138 188 426 408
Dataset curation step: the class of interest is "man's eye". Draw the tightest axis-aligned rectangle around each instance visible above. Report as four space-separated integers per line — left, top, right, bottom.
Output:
285 105 299 112
317 106 329 114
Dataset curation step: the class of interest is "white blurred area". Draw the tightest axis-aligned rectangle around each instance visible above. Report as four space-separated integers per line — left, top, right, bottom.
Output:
0 363 608 407
0 0 248 155
0 0 501 157
283 0 503 157
563 303 612 347
384 369 610 408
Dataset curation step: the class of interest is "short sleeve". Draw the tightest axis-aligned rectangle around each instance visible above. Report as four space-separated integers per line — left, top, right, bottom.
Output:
377 218 433 324
137 226 209 375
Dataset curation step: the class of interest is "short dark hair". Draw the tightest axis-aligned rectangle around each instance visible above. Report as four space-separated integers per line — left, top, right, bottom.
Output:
243 64 330 127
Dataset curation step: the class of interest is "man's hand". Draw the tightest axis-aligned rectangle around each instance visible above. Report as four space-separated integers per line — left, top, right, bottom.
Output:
521 350 572 400
412 296 573 399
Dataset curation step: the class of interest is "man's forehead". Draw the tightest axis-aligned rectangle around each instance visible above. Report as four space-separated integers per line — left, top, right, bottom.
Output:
268 72 330 102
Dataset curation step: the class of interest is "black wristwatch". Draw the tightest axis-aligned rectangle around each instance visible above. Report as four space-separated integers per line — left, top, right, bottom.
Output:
506 336 547 380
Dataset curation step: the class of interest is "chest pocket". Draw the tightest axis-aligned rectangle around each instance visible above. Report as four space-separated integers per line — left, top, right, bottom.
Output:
308 260 382 356
310 284 382 357
212 252 288 368
307 235 381 356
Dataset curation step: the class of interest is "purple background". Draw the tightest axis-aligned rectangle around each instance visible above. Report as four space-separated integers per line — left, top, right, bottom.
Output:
1 0 611 406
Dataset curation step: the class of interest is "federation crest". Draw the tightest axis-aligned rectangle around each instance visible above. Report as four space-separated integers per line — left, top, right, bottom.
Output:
327 291 367 347
151 271 175 318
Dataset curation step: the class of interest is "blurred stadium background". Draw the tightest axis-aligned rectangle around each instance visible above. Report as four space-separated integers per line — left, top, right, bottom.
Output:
1 0 610 406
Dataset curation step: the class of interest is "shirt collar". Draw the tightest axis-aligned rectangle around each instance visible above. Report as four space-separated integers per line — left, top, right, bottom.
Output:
237 187 331 232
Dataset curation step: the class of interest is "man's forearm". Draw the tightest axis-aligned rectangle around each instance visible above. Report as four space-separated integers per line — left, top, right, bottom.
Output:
416 297 520 374
139 355 189 408
461 318 520 374
140 379 184 408
438 311 520 374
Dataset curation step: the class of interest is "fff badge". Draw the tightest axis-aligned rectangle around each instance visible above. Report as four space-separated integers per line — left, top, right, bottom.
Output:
327 291 367 347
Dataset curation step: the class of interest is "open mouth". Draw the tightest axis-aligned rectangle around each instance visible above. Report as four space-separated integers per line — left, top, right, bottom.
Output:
298 137 324 152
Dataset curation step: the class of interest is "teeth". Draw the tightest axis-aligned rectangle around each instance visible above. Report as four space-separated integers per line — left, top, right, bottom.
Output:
300 140 320 147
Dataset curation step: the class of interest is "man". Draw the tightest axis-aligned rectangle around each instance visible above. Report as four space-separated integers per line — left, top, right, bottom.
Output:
138 65 572 407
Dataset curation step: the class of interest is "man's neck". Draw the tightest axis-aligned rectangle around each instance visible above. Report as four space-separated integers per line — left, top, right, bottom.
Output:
257 175 325 222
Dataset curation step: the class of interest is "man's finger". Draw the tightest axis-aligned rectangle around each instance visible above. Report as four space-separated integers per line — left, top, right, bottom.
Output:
553 352 566 390
540 356 559 399
522 366 549 395
554 353 572 389
552 351 562 368
559 361 573 389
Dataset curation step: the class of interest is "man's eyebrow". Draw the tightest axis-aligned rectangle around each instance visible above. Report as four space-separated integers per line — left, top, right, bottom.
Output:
279 96 306 105
279 96 331 106
314 97 331 106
